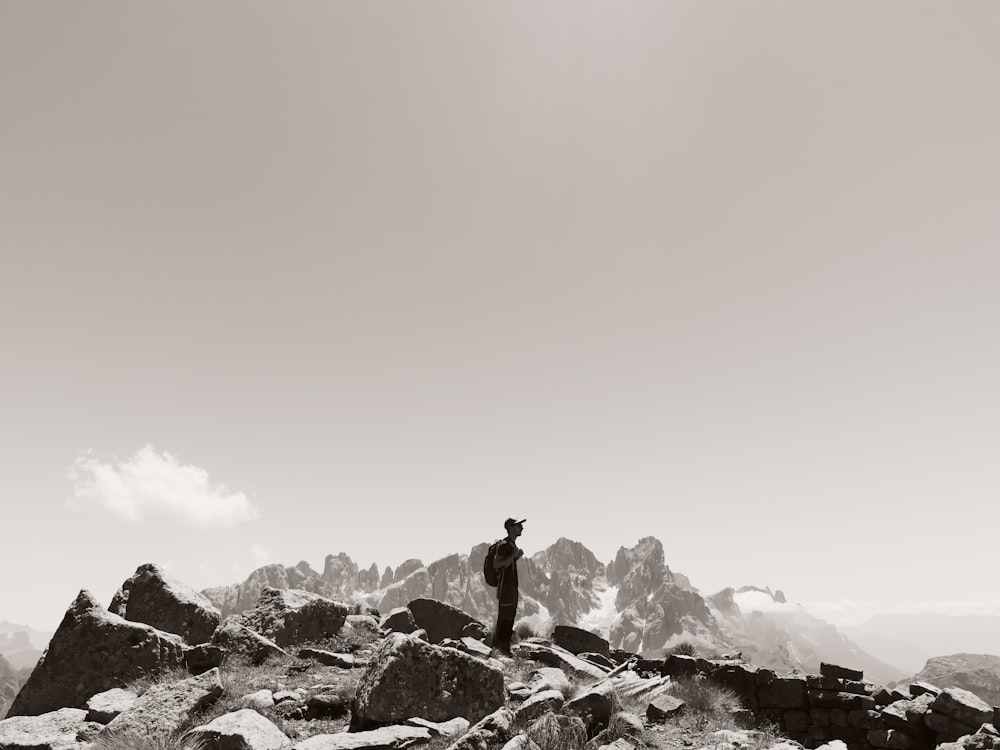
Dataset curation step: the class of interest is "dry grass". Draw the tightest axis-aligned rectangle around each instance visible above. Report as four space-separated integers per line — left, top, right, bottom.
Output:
667 641 698 657
669 675 741 718
89 729 208 750
499 655 541 687
522 711 587 750
303 625 382 656
178 650 359 740
121 666 194 697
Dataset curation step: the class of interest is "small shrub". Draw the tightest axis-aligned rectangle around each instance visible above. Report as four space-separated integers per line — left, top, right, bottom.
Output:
525 711 586 750
122 666 193 697
514 621 539 641
670 675 740 716
666 641 697 657
499 656 539 687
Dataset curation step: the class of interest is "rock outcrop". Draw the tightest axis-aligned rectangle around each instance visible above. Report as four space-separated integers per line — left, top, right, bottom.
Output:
7 590 186 717
904 654 1000 706
352 633 504 729
212 618 288 664
203 561 328 617
607 537 726 657
236 588 349 646
109 562 223 645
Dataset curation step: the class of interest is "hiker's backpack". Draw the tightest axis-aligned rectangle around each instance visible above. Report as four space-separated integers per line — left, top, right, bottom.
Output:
483 539 503 587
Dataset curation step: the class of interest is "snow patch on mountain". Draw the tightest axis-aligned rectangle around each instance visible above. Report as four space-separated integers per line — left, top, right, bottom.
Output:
577 581 619 636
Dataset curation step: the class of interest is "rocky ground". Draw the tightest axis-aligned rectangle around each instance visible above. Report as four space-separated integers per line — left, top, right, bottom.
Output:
2 563 999 750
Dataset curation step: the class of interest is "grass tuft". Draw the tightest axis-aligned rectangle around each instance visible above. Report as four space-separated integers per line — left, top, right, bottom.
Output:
666 641 697 657
523 711 587 750
89 729 208 750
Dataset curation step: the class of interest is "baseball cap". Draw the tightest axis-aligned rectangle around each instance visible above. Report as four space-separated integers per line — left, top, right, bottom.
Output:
504 518 527 530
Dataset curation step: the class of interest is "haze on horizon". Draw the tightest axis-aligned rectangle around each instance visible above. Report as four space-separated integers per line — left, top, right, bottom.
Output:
2 1 999 636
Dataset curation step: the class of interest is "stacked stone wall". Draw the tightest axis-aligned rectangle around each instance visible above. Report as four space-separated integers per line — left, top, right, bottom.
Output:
635 656 1000 750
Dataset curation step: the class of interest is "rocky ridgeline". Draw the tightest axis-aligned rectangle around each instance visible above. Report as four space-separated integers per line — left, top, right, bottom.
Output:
197 537 903 684
6 562 1000 750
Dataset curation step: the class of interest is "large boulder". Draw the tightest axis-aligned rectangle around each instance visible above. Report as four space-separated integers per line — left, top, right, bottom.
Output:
931 688 995 729
109 562 223 644
352 633 504 729
6 590 186 717
187 708 290 750
552 626 610 657
381 608 419 635
237 588 349 646
212 617 288 664
407 599 482 644
0 707 100 749
99 667 223 738
565 681 616 731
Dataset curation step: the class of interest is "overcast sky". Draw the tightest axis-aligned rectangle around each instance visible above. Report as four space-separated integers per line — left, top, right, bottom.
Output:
2 1 999 631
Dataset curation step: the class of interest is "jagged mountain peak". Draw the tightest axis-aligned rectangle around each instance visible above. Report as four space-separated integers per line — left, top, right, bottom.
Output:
531 537 603 578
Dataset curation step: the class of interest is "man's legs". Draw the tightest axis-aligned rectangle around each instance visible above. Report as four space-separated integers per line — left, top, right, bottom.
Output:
494 590 518 654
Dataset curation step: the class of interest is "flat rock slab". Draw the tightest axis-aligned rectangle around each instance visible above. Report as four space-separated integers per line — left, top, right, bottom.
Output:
821 663 864 681
188 708 290 750
85 687 138 724
404 717 470 737
299 648 362 668
512 642 607 682
100 667 223 738
0 707 101 750
292 725 431 750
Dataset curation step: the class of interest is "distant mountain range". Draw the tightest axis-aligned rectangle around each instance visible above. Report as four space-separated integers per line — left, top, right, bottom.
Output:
201 535 907 684
900 653 1000 704
15 538 998 696
844 613 1000 674
0 621 50 672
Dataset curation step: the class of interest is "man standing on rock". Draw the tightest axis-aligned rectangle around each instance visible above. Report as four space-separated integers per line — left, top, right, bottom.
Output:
493 517 525 656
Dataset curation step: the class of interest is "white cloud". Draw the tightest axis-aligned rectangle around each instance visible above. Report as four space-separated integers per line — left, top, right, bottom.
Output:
733 590 799 614
68 445 259 528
